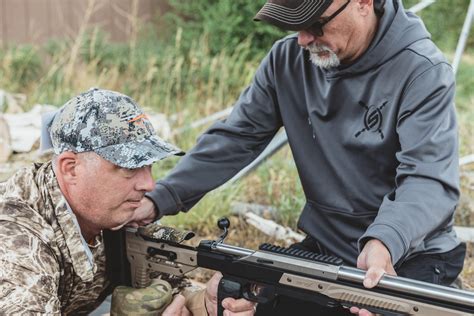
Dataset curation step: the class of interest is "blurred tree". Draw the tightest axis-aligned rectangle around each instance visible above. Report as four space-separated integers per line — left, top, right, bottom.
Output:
165 0 473 56
403 0 472 51
165 0 288 57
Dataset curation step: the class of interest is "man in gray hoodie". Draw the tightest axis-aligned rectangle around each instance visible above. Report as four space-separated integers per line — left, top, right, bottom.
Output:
133 0 466 314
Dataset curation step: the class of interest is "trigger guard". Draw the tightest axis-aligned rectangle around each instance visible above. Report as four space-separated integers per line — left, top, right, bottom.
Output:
242 286 274 304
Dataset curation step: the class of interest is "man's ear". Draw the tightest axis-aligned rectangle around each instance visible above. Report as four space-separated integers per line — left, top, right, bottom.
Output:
56 152 79 185
356 0 374 16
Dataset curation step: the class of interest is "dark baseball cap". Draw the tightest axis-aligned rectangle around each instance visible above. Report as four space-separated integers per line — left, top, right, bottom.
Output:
254 0 333 31
50 88 184 169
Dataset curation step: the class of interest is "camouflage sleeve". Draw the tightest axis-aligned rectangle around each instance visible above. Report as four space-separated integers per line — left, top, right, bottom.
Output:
0 221 61 314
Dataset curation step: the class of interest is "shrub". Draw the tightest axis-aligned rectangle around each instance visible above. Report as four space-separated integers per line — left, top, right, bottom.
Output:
165 0 288 57
165 0 473 57
0 45 42 89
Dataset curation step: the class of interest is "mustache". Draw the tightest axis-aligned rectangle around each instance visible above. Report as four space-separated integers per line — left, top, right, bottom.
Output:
306 43 333 54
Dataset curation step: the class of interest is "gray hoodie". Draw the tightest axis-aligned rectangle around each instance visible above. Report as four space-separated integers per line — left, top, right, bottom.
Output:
148 0 460 267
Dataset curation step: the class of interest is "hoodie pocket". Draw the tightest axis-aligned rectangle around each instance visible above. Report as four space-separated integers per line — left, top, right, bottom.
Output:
297 200 378 266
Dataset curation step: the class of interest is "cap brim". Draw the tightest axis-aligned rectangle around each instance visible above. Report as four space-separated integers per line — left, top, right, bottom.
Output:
254 0 333 31
95 135 184 169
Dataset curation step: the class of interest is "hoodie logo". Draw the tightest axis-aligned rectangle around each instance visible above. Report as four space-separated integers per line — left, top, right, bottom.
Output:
355 100 387 140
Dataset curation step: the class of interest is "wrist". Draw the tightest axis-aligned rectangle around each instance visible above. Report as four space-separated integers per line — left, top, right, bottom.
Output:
367 239 392 261
144 196 160 220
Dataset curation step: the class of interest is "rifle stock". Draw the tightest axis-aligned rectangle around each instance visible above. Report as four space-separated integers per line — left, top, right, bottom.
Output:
104 226 474 316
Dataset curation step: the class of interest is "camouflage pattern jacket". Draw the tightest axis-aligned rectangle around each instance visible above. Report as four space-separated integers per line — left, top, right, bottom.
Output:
0 161 109 315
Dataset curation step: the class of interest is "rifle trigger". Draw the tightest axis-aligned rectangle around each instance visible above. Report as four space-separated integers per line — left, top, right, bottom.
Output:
243 284 276 304
147 247 177 261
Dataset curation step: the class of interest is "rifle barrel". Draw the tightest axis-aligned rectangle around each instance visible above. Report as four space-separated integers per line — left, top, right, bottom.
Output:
212 242 474 308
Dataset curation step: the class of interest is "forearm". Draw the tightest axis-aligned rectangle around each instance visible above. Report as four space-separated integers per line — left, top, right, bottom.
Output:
360 63 459 265
147 124 276 216
361 177 458 263
147 50 281 217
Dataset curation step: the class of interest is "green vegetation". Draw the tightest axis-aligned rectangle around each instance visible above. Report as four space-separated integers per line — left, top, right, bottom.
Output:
165 0 287 57
0 0 473 230
456 55 474 156
404 0 473 51
0 45 42 89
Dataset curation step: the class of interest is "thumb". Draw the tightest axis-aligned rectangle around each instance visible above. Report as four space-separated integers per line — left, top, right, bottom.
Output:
163 294 186 316
363 267 385 289
357 251 368 270
206 272 223 302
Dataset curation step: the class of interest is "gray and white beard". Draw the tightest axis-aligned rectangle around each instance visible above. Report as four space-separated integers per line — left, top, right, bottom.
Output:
306 43 340 69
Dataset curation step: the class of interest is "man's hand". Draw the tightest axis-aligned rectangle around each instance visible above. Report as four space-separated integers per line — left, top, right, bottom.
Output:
162 294 192 316
125 197 158 228
350 239 397 316
357 239 396 288
206 272 256 316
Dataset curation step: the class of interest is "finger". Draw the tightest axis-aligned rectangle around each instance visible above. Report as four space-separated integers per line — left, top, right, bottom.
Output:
356 252 368 270
207 272 223 299
363 267 385 288
210 271 223 283
223 307 256 316
110 222 127 230
162 294 186 316
181 306 193 316
350 306 360 314
222 298 256 312
358 308 375 316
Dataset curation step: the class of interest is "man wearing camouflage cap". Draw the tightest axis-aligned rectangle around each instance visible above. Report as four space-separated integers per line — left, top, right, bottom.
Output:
0 88 255 315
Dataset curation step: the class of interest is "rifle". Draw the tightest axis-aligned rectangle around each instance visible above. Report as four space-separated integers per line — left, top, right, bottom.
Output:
104 218 474 316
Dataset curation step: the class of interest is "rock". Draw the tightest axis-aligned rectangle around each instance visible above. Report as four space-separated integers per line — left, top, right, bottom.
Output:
146 112 171 140
230 201 278 218
3 104 56 153
0 115 12 162
0 90 27 114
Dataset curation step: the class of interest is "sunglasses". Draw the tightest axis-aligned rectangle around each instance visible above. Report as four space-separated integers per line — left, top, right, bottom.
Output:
306 0 351 37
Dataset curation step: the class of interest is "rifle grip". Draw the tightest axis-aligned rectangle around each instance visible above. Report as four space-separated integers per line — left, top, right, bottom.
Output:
217 277 242 316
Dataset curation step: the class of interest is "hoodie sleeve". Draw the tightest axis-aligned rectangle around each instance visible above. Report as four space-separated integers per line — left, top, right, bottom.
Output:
359 62 459 265
146 50 283 216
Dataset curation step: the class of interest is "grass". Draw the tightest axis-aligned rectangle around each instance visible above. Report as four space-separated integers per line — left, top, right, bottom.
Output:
455 54 474 157
1 24 473 231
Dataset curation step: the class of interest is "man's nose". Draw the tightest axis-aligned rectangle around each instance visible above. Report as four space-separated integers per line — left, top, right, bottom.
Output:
298 30 316 47
135 166 155 192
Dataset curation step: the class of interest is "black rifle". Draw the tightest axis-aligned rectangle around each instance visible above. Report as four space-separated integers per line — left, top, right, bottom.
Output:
104 218 474 316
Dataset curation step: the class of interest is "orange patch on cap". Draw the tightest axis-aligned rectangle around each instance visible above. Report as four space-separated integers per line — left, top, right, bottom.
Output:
128 113 148 123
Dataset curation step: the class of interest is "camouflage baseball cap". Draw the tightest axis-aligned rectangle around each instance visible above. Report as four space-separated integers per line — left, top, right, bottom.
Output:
49 88 184 169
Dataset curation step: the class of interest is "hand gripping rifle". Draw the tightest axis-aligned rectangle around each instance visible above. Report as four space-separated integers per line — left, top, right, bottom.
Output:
104 218 474 316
